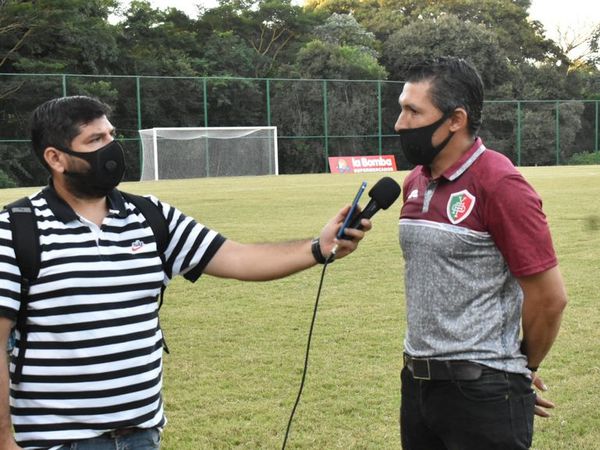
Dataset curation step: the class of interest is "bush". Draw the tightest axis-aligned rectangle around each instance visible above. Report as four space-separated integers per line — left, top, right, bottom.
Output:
567 151 600 165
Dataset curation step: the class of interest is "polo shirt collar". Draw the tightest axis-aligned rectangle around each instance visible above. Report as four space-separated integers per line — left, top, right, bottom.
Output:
434 136 486 181
107 189 128 218
41 182 128 222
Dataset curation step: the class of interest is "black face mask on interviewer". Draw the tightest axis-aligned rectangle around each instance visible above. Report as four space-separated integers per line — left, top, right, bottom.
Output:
397 114 454 166
57 140 126 199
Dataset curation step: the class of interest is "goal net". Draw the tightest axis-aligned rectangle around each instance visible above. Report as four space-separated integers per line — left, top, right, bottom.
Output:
138 127 278 181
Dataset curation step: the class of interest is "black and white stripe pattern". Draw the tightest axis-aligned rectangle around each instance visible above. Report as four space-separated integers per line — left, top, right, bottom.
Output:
0 187 225 449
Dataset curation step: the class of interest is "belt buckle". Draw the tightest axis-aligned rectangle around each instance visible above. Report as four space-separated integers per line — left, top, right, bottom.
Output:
412 357 431 381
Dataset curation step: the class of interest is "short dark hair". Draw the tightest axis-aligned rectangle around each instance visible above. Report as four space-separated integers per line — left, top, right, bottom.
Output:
31 96 111 169
405 57 484 136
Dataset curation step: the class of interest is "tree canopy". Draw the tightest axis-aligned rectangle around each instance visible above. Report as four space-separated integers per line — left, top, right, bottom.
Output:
0 0 598 185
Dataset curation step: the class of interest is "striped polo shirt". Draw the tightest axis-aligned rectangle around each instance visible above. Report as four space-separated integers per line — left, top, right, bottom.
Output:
0 185 225 449
399 137 557 374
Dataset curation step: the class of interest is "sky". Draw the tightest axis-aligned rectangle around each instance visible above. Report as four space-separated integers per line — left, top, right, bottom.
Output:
119 0 600 44
528 0 599 43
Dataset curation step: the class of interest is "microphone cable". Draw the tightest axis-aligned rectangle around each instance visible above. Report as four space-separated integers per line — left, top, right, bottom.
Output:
281 177 401 448
281 254 334 450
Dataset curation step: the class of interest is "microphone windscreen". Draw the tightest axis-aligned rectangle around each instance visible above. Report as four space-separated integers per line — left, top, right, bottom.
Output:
368 177 401 210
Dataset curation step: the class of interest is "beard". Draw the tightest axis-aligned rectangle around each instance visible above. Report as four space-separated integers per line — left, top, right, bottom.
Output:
63 169 116 199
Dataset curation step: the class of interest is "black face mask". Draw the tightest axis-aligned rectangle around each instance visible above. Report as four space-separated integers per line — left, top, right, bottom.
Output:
58 140 125 199
397 114 454 166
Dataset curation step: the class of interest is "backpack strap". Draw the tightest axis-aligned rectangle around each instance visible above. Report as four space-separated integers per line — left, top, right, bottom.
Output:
4 197 40 384
120 191 171 353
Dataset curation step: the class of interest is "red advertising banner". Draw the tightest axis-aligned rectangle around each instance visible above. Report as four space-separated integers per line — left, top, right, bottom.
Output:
329 155 397 174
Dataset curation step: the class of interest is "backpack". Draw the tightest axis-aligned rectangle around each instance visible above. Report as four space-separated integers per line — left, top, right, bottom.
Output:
4 191 170 384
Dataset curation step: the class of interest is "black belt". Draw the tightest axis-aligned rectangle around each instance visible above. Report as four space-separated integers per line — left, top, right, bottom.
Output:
404 354 483 381
104 427 143 438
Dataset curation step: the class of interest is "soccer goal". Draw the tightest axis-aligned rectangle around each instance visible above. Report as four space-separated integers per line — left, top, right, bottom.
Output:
138 127 278 181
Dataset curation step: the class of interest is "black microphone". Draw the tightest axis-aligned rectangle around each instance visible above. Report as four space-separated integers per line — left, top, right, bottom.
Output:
347 176 401 230
336 176 401 245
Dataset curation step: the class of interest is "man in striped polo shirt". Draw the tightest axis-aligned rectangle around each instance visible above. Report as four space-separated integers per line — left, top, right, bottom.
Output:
395 57 567 449
0 96 372 450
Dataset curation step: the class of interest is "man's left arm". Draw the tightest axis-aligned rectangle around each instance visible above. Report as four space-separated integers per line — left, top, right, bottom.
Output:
518 265 567 417
519 265 567 370
487 172 567 366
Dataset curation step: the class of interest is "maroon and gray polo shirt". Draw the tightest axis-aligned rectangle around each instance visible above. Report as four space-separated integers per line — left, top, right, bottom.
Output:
399 137 557 374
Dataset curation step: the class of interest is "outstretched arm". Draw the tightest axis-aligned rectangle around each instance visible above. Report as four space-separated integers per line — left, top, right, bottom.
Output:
204 205 371 281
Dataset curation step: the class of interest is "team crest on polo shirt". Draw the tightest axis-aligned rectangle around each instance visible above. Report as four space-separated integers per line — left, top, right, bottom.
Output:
447 190 476 224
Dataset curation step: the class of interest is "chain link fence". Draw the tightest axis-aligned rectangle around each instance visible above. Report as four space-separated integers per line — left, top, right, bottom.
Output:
1 73 598 186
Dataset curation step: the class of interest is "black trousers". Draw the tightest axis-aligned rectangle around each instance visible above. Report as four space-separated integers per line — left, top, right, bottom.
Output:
400 365 536 450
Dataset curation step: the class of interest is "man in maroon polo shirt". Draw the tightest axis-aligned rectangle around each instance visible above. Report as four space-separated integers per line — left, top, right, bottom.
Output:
395 57 567 449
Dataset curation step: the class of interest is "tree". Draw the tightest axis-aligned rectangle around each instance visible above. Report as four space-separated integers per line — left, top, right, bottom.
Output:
200 0 323 77
380 13 589 167
118 1 198 76
0 0 597 184
0 0 33 99
272 12 388 173
382 14 511 93
305 0 408 41
306 0 560 64
0 0 120 74
313 12 379 57
0 0 121 186
553 23 600 72
517 101 584 166
414 0 560 64
0 0 120 100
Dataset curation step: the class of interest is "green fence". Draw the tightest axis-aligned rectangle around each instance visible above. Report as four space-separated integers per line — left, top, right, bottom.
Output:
1 73 598 186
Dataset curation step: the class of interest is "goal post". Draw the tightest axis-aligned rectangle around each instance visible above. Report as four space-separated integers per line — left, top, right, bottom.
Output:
138 127 279 181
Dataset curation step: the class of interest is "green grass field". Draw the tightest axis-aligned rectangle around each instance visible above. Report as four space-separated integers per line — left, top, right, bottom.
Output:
1 166 599 449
